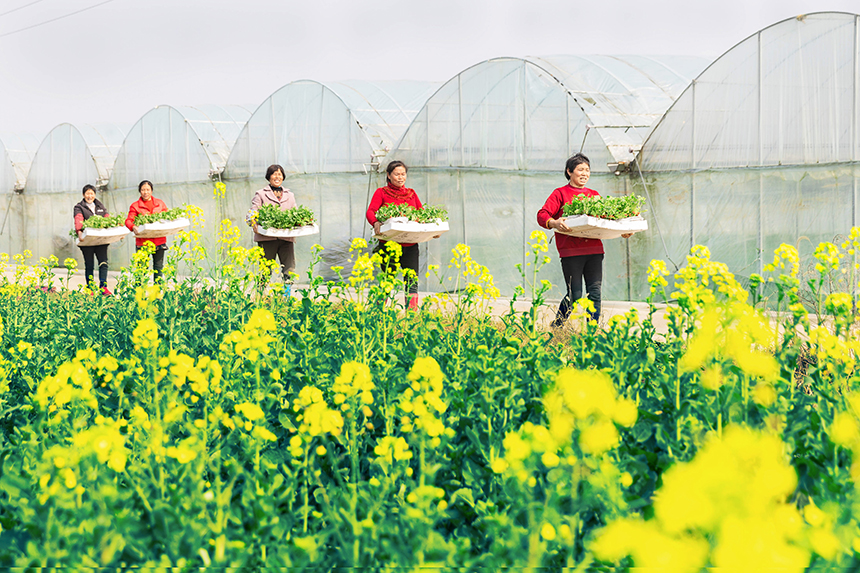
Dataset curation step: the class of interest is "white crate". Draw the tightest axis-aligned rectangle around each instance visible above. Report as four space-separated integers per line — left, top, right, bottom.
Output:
135 217 191 239
75 226 131 247
258 224 319 238
373 217 449 244
556 215 648 240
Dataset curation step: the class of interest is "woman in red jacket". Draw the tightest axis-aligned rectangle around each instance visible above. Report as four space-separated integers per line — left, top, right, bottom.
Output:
366 160 422 310
537 154 630 327
125 180 168 282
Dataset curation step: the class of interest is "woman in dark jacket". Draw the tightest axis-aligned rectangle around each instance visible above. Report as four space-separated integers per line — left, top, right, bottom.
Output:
73 184 111 293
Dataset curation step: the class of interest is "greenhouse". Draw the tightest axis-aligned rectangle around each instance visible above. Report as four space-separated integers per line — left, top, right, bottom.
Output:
383 55 708 297
221 80 441 280
27 123 127 194
224 79 441 178
110 105 252 190
630 11 860 297
392 55 708 173
12 123 129 264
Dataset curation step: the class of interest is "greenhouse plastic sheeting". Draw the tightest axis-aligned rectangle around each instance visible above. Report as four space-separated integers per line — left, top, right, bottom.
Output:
77 124 129 183
111 105 251 189
390 56 707 173
641 12 860 171
0 141 15 194
0 133 41 192
27 124 128 194
625 163 860 298
224 80 440 179
26 124 99 194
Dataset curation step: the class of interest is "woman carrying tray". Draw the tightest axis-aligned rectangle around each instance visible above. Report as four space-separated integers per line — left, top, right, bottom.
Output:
73 184 111 294
125 180 168 282
366 160 421 310
249 164 296 295
537 153 631 327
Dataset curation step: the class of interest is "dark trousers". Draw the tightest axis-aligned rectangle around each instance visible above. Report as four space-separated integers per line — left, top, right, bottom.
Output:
375 242 419 294
137 244 166 282
79 245 108 288
555 253 603 324
259 240 296 282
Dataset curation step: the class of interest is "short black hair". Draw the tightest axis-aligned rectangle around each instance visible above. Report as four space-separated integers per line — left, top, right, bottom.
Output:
138 180 154 193
386 160 408 184
266 164 286 182
564 154 590 180
81 184 96 196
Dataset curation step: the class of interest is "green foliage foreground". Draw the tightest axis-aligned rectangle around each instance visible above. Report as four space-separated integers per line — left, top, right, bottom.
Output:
1 223 860 570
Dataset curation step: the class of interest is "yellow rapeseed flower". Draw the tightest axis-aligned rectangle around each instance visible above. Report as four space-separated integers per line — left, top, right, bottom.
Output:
236 402 265 421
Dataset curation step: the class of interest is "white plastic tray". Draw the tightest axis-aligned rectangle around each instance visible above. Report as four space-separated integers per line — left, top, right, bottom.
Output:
75 226 131 247
258 224 319 238
555 215 648 240
135 217 191 239
373 217 449 244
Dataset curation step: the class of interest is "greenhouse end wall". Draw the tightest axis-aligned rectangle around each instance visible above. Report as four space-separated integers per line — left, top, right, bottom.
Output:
627 163 860 299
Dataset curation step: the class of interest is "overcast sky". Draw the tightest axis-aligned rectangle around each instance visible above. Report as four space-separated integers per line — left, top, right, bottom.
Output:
0 0 857 137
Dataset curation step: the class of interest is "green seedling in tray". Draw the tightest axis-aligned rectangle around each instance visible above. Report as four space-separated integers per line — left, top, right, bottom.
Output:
376 204 449 224
136 207 188 226
82 214 125 230
253 204 317 229
561 195 646 220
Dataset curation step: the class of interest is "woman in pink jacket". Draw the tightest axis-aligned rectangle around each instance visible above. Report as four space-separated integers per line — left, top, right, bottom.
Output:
250 164 296 294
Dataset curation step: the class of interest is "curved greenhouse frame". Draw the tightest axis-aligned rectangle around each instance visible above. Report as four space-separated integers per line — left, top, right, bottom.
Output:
26 123 127 194
224 80 440 178
110 104 251 189
388 55 708 173
640 12 860 171
0 141 16 195
0 133 41 193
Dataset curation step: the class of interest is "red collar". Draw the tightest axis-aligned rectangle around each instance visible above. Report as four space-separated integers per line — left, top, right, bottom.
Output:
383 184 413 200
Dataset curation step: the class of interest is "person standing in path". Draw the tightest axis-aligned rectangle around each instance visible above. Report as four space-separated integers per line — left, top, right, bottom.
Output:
249 164 297 295
537 153 631 326
73 184 112 293
366 160 422 310
125 180 169 282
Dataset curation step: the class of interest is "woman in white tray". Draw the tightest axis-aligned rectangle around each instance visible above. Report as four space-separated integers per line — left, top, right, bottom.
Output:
125 180 169 282
366 160 422 311
73 184 112 294
537 153 631 327
249 164 296 296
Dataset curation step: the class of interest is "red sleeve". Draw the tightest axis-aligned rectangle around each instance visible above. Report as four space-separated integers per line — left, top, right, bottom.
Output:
156 199 168 213
125 202 139 231
366 189 385 225
74 213 84 232
537 188 564 228
412 192 423 210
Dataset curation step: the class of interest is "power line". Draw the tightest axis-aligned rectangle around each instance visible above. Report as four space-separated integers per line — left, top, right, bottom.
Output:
0 0 48 18
0 0 117 39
